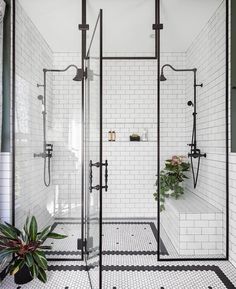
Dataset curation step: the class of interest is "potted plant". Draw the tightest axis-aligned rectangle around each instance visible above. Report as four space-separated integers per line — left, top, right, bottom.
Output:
0 216 67 284
154 155 190 211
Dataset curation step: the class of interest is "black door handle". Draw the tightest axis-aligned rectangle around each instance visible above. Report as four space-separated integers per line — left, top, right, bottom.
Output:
103 160 108 192
89 160 108 192
232 86 236 89
89 161 100 193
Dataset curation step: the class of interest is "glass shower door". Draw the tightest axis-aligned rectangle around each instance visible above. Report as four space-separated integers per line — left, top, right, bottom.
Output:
84 10 103 289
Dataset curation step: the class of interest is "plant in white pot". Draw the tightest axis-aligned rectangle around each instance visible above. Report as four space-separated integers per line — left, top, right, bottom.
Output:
154 155 190 211
0 216 67 284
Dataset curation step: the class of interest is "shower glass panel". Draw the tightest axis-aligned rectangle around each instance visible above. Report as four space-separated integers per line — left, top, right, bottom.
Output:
87 0 156 57
14 0 83 261
84 11 103 289
159 0 228 260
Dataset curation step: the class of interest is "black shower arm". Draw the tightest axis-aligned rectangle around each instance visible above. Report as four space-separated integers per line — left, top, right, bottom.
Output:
160 64 197 75
43 64 79 73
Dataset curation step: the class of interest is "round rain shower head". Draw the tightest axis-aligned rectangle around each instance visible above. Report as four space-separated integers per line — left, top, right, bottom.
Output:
187 100 194 106
160 74 167 81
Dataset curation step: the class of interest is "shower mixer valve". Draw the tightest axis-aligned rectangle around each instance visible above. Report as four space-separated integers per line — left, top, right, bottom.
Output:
34 144 53 158
46 144 53 158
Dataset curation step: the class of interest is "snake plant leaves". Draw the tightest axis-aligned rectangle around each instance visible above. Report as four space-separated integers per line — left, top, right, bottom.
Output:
0 224 18 240
29 216 38 241
37 267 47 283
33 251 47 270
47 232 67 239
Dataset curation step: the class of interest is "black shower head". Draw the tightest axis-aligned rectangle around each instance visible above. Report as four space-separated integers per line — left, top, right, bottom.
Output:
160 73 167 81
73 69 83 81
187 100 194 106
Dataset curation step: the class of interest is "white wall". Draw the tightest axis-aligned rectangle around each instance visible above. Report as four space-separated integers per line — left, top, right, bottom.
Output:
103 57 157 218
51 52 82 218
14 0 54 228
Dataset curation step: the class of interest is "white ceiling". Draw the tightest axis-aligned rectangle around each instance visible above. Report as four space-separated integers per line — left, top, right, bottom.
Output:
160 0 223 52
19 0 223 53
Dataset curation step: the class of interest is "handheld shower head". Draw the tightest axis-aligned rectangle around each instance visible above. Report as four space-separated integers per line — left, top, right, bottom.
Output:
187 100 194 107
38 95 44 107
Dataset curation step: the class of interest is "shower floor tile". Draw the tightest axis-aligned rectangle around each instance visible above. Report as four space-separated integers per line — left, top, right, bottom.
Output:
1 222 236 288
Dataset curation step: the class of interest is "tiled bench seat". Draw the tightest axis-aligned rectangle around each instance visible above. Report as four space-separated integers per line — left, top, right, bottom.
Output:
160 192 223 256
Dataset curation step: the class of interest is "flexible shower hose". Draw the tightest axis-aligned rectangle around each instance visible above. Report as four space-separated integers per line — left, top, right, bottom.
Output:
44 156 51 187
190 119 201 188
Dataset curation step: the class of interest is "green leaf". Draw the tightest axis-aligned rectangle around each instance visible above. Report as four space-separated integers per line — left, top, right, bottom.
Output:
47 232 67 239
37 267 47 283
0 224 18 240
10 259 25 275
33 251 47 270
29 262 38 279
0 248 18 261
29 216 38 241
37 226 51 242
4 222 22 237
25 253 34 267
24 216 30 235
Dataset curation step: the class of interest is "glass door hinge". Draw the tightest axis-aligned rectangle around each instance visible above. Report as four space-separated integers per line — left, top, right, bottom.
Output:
78 24 89 31
152 23 164 30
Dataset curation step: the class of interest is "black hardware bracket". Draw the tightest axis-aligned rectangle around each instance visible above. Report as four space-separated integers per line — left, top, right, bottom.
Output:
77 238 86 250
78 24 89 31
152 23 163 30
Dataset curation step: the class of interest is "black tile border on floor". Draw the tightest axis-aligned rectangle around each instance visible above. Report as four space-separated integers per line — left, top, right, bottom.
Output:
46 221 169 257
47 265 236 289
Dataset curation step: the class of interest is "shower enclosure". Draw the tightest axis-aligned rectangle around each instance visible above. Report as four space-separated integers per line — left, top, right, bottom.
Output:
11 0 229 288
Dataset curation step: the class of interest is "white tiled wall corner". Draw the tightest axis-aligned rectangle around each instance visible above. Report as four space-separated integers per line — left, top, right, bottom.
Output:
14 0 54 229
184 1 227 256
159 2 227 257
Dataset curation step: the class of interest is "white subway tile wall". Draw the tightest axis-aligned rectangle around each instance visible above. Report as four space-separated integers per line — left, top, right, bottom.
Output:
51 52 82 218
0 153 12 223
14 0 54 228
103 59 158 218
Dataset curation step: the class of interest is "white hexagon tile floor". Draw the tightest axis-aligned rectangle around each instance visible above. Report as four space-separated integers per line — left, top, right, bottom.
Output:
1 222 236 288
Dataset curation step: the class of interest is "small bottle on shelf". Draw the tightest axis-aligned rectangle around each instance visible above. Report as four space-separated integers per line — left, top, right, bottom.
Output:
108 130 112 141
112 131 116 142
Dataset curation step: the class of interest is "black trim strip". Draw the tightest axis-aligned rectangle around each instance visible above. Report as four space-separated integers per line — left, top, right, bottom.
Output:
102 251 158 256
47 264 236 289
